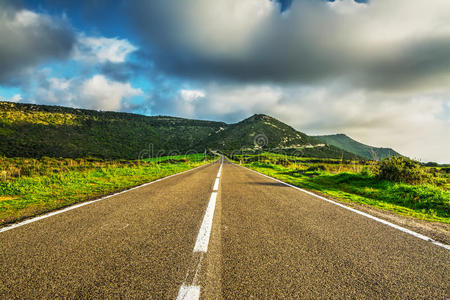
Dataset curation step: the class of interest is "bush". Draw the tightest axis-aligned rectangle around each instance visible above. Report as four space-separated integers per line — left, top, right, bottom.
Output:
441 167 450 174
251 162 276 169
360 166 374 177
307 165 326 172
378 156 431 184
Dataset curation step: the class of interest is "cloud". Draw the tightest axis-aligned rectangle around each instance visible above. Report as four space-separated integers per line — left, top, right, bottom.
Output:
34 77 76 106
1 94 23 103
129 0 450 90
174 89 206 117
30 74 142 111
74 35 137 64
9 94 22 102
80 75 142 111
0 3 75 84
180 89 205 102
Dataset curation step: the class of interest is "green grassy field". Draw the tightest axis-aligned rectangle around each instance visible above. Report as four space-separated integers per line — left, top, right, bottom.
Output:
0 154 215 226
233 153 450 223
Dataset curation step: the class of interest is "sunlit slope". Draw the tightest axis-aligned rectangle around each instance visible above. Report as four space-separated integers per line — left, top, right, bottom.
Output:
0 102 224 159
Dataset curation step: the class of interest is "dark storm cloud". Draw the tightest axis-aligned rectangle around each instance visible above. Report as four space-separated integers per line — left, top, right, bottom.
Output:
359 37 450 91
100 63 135 82
127 0 450 90
0 2 75 84
99 52 153 83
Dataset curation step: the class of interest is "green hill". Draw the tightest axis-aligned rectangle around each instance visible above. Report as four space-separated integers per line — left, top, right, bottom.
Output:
205 114 316 149
314 134 402 160
0 102 224 159
205 114 361 159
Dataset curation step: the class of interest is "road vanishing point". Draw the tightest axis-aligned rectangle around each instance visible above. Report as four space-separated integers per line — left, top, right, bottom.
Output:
1 157 448 299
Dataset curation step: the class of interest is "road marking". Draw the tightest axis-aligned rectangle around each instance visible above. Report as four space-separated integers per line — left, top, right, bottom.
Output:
217 166 222 177
213 178 220 191
177 285 200 300
177 160 223 299
238 164 450 251
0 161 218 233
194 192 218 253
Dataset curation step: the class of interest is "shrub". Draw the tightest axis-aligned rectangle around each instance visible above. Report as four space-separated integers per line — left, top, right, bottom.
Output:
441 167 450 174
251 162 276 169
360 166 374 177
377 156 431 184
424 162 439 167
275 159 291 167
307 165 326 172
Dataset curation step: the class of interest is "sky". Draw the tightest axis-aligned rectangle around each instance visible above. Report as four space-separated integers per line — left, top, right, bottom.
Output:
0 0 449 163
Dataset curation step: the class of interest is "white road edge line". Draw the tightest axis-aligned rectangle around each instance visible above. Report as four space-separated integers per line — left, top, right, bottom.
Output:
0 160 219 233
176 285 200 300
236 163 450 251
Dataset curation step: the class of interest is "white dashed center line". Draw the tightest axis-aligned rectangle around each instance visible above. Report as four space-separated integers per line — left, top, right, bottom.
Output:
177 159 223 300
213 178 220 191
193 191 217 253
177 285 200 300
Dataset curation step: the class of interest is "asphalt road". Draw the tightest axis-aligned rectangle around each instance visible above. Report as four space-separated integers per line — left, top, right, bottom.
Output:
1 158 448 299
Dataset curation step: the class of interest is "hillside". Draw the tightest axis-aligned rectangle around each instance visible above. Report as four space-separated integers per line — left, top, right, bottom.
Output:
315 134 402 160
0 102 364 160
0 102 225 159
204 114 316 149
205 114 361 159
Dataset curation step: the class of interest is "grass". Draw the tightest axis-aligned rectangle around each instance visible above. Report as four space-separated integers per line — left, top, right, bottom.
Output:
234 154 450 224
0 154 216 226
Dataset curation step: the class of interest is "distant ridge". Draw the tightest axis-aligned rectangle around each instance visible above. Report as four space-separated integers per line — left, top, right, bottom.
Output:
314 134 402 160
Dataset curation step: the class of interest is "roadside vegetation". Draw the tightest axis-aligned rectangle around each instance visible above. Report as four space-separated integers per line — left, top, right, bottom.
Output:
230 153 450 223
0 154 215 226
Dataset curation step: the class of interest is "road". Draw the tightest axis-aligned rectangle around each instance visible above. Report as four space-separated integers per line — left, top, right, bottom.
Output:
1 158 448 299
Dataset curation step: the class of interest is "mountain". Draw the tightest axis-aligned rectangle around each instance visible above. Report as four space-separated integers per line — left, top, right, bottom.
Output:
204 114 360 159
0 102 363 160
0 102 224 159
314 134 402 160
204 114 317 149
